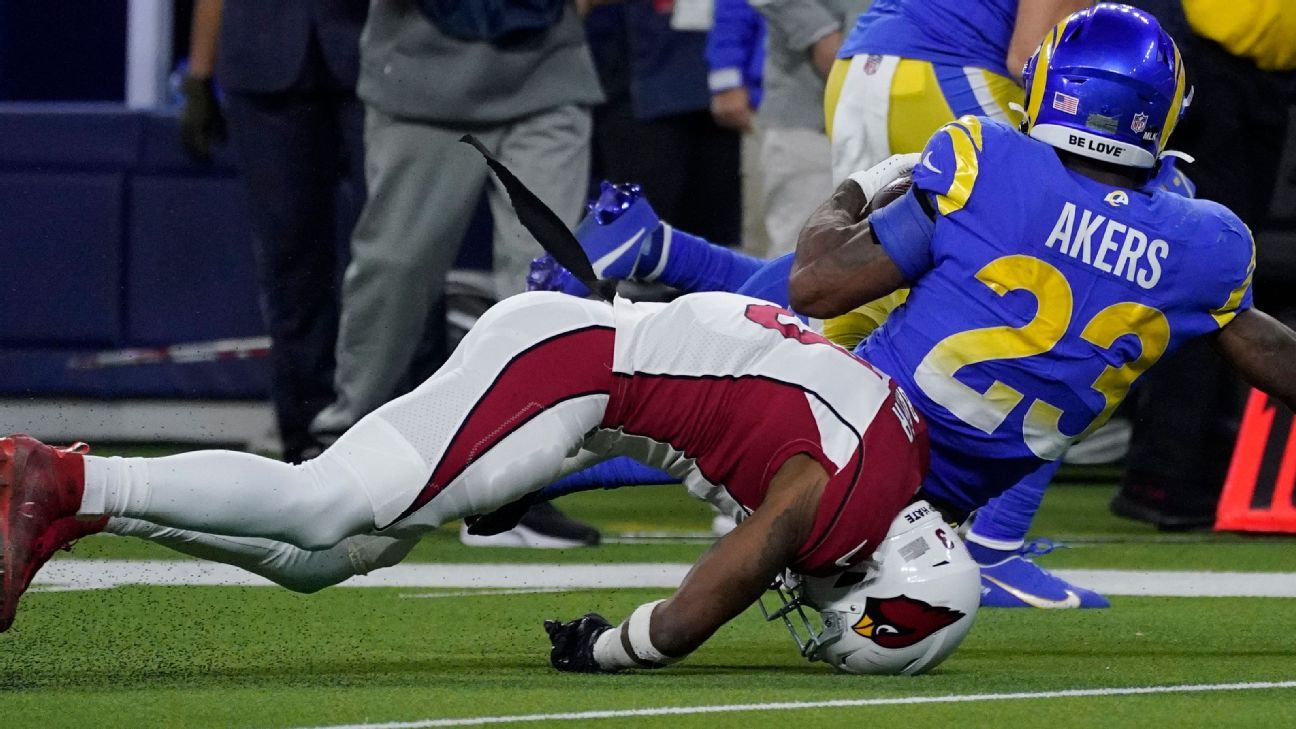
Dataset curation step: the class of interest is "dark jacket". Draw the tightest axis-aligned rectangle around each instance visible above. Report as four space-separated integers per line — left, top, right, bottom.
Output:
358 0 603 124
218 0 367 93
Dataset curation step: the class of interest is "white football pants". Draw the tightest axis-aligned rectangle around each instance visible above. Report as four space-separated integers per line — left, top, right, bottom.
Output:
81 293 616 588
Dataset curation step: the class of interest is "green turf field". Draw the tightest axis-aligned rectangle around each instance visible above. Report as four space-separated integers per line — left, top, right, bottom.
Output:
3 454 1295 728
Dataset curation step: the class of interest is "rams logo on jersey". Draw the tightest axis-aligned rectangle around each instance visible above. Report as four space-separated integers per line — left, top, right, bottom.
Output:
851 595 966 648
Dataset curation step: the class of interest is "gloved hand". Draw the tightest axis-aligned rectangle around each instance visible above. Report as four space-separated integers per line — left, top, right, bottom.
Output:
464 492 538 536
179 75 227 162
544 612 615 673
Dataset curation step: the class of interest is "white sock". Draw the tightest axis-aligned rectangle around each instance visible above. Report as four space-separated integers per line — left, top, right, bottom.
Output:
80 450 373 551
964 530 1024 552
81 456 150 516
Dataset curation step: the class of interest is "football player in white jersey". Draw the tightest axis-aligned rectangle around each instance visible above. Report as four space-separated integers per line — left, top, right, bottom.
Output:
1 290 979 675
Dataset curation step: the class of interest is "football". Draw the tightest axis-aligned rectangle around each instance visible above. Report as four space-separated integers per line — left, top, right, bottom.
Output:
863 172 914 217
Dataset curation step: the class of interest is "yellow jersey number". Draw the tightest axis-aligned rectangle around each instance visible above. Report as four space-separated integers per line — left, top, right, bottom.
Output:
913 254 1169 460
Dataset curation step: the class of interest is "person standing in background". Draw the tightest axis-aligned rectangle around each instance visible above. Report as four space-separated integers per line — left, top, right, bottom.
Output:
745 0 869 256
311 1 604 442
705 0 764 141
310 0 605 548
704 0 766 258
179 0 367 464
586 0 744 246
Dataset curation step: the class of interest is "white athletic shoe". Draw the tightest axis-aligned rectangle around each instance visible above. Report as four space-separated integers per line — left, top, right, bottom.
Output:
711 513 737 537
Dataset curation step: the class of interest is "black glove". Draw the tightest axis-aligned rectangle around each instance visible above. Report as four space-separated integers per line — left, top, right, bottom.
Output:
464 492 539 536
179 75 227 162
544 612 615 673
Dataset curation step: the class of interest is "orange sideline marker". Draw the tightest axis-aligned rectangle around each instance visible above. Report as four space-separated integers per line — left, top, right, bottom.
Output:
1216 390 1296 533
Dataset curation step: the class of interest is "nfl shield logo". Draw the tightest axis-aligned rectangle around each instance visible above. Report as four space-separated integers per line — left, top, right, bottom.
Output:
864 54 881 75
1131 112 1148 133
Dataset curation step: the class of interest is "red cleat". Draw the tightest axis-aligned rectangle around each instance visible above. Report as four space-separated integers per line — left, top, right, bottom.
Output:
0 435 91 632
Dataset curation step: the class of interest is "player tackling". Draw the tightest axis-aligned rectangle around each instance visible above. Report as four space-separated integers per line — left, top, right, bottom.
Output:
0 288 980 675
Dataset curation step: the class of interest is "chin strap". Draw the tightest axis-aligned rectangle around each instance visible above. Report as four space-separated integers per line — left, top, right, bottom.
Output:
1008 101 1030 130
1158 149 1195 164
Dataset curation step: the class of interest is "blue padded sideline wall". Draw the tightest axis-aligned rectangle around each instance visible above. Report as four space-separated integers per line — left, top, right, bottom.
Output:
0 3 128 102
0 104 267 398
0 103 495 401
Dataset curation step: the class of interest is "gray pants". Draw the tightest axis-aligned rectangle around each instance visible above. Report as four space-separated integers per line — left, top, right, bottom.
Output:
760 126 833 258
312 104 592 435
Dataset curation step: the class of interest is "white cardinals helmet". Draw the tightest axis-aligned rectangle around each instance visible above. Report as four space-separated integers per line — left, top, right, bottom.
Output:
760 500 980 675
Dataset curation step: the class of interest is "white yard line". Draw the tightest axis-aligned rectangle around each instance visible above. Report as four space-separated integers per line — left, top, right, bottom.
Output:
1054 569 1296 598
398 588 571 600
31 560 1296 598
294 681 1296 729
30 561 691 592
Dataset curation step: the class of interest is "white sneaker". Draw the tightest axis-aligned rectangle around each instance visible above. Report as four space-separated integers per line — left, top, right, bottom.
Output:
711 513 737 537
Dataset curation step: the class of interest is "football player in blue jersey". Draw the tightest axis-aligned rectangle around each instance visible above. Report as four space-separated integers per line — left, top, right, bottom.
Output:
796 3 1296 561
524 3 1296 610
825 0 1091 183
544 0 1186 611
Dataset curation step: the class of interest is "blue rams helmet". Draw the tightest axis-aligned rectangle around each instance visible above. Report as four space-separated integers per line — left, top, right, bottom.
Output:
1022 3 1189 169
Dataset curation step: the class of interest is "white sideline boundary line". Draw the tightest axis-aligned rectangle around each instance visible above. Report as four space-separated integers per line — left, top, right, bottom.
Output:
297 681 1296 728
31 561 1296 598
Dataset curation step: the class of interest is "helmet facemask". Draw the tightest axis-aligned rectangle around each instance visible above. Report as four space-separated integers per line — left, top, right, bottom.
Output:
760 501 981 675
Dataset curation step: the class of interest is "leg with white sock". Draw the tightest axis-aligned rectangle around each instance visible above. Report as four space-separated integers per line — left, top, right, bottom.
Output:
966 461 1062 556
76 292 615 551
0 292 618 632
105 518 418 594
79 447 379 551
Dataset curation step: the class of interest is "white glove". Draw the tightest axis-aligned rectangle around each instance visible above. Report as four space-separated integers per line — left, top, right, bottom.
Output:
847 153 921 202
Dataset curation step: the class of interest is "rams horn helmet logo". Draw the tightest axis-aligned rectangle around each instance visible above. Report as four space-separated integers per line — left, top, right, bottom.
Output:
851 595 966 649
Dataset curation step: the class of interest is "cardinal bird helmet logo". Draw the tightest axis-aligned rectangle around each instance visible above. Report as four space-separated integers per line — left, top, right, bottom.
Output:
851 595 966 649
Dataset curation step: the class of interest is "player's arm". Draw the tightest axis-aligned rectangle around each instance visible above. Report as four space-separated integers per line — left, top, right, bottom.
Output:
1215 309 1296 411
1006 0 1091 83
748 0 844 77
179 0 225 162
789 153 930 318
788 181 907 318
545 454 828 672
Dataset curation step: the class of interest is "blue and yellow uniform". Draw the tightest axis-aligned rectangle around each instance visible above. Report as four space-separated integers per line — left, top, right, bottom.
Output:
825 0 1023 182
863 116 1254 512
837 0 1017 77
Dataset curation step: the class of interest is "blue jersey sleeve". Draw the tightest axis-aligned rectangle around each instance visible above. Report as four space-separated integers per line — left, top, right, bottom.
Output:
1209 215 1256 328
872 115 992 281
911 115 987 217
869 187 935 281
